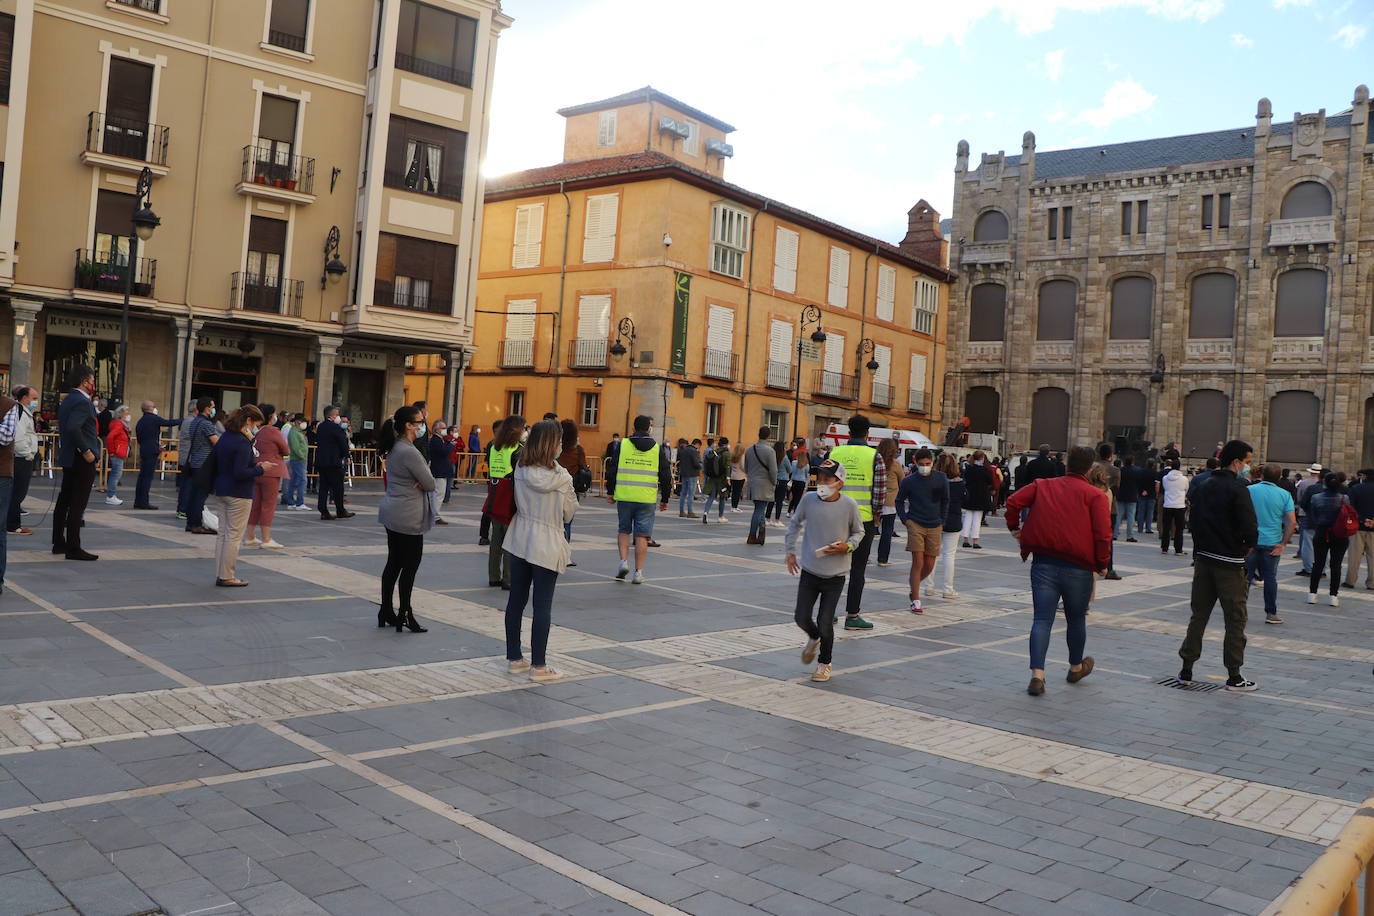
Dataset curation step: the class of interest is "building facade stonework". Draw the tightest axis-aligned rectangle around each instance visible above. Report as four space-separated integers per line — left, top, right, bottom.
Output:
947 86 1374 469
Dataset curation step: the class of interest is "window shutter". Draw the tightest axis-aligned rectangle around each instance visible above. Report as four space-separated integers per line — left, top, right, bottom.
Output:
768 319 792 362
582 194 618 263
512 203 544 269
824 332 845 373
106 58 155 122
707 305 734 352
247 215 288 255
773 227 798 293
505 299 536 339
876 265 896 321
827 247 849 308
910 353 927 395
598 110 617 146
257 95 298 144
872 344 891 386
577 294 611 339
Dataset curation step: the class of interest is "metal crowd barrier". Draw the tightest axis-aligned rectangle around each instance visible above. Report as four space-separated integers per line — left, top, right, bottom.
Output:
1266 800 1374 916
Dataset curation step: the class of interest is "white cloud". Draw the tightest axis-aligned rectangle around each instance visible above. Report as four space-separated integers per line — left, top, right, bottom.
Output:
1044 49 1065 80
1273 0 1313 7
1074 78 1157 127
1047 107 1069 122
1231 32 1254 46
1333 23 1367 47
1145 0 1224 21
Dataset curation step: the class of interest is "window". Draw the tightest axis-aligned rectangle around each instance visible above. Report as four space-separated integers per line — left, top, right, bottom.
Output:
1268 391 1320 465
913 278 938 334
876 265 895 322
968 283 1005 341
1104 388 1146 440
582 194 619 262
705 305 735 379
706 402 722 436
244 216 287 312
396 0 478 87
1036 279 1076 341
710 203 749 279
871 344 891 404
1274 268 1326 337
1218 193 1231 228
512 203 544 269
501 299 535 368
268 0 310 53
384 116 467 201
1109 276 1153 340
253 95 298 183
909 353 928 412
766 319 793 388
966 386 999 434
597 110 617 147
972 210 1008 241
821 331 845 396
374 232 456 314
682 119 699 155
94 190 136 265
1183 390 1228 459
1047 207 1072 241
1280 181 1332 219
579 392 600 427
507 390 525 418
827 247 849 308
1030 387 1070 451
574 294 611 367
0 14 13 105
1047 207 1057 241
1202 195 1213 230
1137 201 1148 235
762 409 787 443
773 227 798 294
1188 273 1236 339
1121 199 1148 236
103 57 155 160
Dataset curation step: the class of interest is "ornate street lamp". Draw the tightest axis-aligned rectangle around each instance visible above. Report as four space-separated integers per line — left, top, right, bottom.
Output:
857 337 881 372
321 225 347 288
113 166 159 409
791 305 826 444
610 317 637 431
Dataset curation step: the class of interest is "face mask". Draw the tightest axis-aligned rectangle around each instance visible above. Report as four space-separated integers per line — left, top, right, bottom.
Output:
151 408 158 415
298 422 306 429
973 460 983 466
917 464 932 477
418 423 427 437
209 408 217 419
816 483 838 499
520 429 529 443
1240 463 1251 479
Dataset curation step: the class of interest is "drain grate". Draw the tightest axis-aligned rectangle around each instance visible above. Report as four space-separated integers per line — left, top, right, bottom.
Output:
1157 676 1222 692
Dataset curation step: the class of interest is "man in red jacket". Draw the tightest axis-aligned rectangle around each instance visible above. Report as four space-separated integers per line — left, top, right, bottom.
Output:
1006 446 1112 697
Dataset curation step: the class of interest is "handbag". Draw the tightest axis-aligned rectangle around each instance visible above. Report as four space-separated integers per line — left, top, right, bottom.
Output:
573 466 592 494
1333 498 1359 539
483 475 517 525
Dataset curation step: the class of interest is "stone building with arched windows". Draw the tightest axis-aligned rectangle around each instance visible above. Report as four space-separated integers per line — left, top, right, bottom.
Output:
946 87 1374 470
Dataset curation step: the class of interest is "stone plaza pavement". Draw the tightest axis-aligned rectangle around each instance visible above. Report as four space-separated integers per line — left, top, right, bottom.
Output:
0 478 1371 916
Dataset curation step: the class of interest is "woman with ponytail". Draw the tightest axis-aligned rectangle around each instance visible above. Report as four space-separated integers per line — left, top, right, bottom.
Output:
376 405 436 633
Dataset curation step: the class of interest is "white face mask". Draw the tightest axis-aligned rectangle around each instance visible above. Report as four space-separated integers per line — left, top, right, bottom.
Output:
816 483 839 500
298 421 307 429
151 408 158 415
418 423 427 437
917 464 933 476
520 429 529 443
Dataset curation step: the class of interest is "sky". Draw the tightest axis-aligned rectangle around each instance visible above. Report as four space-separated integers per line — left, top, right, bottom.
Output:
483 0 1373 243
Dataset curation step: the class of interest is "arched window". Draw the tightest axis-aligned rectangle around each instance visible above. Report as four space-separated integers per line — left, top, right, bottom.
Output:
1036 279 1076 341
968 283 1006 341
1274 268 1326 337
1182 390 1228 458
1104 388 1146 440
965 387 1000 434
1109 276 1153 340
1030 387 1070 451
1268 391 1320 464
972 210 1009 241
1280 181 1332 219
1188 273 1236 339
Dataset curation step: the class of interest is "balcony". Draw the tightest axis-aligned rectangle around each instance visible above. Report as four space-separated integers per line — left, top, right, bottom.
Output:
74 249 155 298
703 348 738 381
81 112 170 175
960 240 1011 265
236 144 316 203
1268 216 1336 248
963 340 1004 366
500 339 534 369
871 382 893 408
765 360 794 390
110 0 161 10
1031 340 1074 365
231 273 302 317
1271 336 1323 363
1104 339 1152 364
395 51 473 88
812 368 858 401
908 390 928 413
383 169 462 202
1184 338 1235 363
568 338 609 369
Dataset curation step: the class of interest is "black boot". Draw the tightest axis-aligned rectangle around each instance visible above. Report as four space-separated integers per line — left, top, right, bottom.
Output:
378 606 397 628
395 610 428 633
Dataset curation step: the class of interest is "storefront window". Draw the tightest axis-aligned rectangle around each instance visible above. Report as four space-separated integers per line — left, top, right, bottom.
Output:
332 367 384 444
191 352 260 411
43 336 118 414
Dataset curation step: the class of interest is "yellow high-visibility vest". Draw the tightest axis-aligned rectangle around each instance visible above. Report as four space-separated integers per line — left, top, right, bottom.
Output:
488 445 517 480
615 443 660 503
829 444 876 521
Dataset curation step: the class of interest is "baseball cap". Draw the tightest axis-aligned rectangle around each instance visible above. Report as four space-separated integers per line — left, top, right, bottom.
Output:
816 459 846 482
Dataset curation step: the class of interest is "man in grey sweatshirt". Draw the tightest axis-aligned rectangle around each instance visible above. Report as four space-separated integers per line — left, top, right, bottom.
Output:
785 460 865 682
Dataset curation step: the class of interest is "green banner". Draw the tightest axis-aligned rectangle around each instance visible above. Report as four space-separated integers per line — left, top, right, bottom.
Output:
670 271 690 374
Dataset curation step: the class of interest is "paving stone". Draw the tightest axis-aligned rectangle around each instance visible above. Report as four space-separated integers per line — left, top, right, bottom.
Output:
55 871 157 916
259 851 359 897
0 869 70 916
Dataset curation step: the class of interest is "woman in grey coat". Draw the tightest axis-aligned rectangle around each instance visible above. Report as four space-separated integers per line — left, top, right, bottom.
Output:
377 405 436 633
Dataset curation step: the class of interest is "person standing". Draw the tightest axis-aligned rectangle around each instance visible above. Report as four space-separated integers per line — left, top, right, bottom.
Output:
131 401 175 510
875 438 905 566
245 402 289 549
95 398 112 439
478 418 504 545
1157 459 1189 555
1294 464 1324 576
1005 446 1109 697
959 450 993 548
181 398 219 533
466 425 482 480
0 387 20 589
52 365 102 561
1245 464 1296 624
6 387 36 536
728 441 747 511
895 448 948 615
675 437 702 518
829 413 884 630
1025 444 1060 483
486 415 525 588
931 453 966 598
426 420 454 526
1116 455 1140 542
787 439 809 515
283 414 309 510
1178 440 1259 692
786 459 864 683
700 436 730 525
315 405 353 521
1342 468 1374 590
555 419 588 562
606 415 671 583
744 427 779 545
1307 472 1351 607
376 405 434 632
211 406 273 587
768 441 791 528
504 420 577 682
102 405 131 506
1135 458 1157 535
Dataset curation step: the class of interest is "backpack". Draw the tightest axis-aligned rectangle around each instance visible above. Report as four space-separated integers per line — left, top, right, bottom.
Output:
483 475 517 525
1333 498 1359 539
704 447 723 479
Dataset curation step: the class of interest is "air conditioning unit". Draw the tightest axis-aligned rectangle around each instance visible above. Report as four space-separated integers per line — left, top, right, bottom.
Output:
706 138 734 158
658 116 690 139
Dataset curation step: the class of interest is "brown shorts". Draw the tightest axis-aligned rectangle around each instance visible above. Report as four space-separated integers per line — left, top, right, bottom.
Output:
903 520 942 556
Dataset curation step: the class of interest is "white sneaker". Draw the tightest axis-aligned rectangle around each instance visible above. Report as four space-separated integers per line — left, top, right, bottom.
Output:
1329 594 1340 607
942 589 960 599
243 538 261 548
104 496 122 506
909 599 923 615
1307 593 1317 604
616 562 629 580
260 539 284 550
631 570 645 585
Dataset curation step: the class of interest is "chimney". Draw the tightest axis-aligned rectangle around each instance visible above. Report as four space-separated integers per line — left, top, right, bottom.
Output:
900 200 945 265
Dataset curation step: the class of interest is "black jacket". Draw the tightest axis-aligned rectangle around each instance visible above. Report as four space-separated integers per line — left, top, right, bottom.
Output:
1025 455 1060 482
1348 481 1374 530
676 444 702 477
314 420 350 468
1190 469 1258 564
961 463 994 511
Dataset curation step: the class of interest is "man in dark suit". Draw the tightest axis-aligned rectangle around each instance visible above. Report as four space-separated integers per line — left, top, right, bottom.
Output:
53 365 101 561
315 405 353 520
133 400 181 510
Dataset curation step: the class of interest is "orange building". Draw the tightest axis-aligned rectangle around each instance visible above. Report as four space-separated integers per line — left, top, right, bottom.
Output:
463 88 954 456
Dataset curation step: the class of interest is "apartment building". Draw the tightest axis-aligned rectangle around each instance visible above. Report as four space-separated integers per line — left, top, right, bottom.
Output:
947 86 1374 468
466 87 955 457
0 0 508 429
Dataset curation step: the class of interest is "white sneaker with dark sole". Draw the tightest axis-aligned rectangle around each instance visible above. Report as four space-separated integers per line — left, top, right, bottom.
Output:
1307 593 1317 604
1265 615 1284 624
616 563 629 580
1328 595 1340 607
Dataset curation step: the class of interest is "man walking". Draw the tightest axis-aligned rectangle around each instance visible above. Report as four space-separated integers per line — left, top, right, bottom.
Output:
895 448 948 615
1179 439 1259 692
744 427 778 545
7 386 36 536
787 459 864 683
1246 464 1296 625
52 365 101 561
1342 468 1374 590
606 415 671 584
316 405 353 520
133 400 180 510
675 437 701 518
829 414 884 630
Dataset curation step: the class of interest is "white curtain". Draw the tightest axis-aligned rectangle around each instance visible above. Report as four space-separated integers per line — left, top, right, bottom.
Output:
424 146 441 193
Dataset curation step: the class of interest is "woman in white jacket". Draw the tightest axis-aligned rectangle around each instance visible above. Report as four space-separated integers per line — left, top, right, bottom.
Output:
503 419 578 681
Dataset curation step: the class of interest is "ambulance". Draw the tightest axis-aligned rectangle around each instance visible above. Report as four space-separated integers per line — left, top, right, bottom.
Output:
820 424 938 467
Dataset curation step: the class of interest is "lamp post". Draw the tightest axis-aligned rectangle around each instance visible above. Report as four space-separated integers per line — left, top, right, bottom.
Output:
321 225 347 289
791 304 825 445
112 166 160 410
610 317 636 433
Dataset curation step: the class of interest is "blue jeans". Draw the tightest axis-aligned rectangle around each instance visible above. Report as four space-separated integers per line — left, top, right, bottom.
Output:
505 553 558 667
702 488 726 518
678 476 698 514
1028 556 1093 670
1115 501 1136 538
616 500 655 537
105 457 125 499
1298 525 1314 573
285 458 306 506
877 513 897 564
1135 497 1155 533
0 477 11 583
1246 546 1280 616
749 500 771 539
